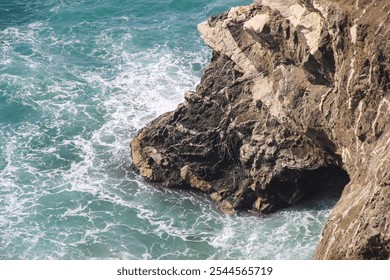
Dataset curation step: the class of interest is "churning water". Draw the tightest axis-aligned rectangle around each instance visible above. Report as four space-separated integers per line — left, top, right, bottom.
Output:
0 0 338 259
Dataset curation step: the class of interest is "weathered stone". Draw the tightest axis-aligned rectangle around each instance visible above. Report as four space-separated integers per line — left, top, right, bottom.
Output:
130 129 153 180
180 165 212 193
130 0 389 259
218 200 236 215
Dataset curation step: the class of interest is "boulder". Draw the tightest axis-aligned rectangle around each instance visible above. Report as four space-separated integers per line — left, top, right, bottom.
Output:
130 0 389 259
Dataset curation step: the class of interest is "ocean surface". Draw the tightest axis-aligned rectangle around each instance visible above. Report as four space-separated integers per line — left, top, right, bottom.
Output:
0 0 339 259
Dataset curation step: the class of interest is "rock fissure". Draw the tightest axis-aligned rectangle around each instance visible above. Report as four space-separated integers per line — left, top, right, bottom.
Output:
130 0 389 259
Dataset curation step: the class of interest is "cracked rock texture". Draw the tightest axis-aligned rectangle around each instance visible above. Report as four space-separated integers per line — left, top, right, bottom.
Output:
130 0 389 259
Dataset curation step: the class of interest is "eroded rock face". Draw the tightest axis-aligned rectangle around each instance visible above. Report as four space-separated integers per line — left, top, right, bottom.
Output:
130 0 389 259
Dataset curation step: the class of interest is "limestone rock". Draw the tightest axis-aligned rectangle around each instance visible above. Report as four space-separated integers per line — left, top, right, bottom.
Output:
180 165 212 193
130 0 389 259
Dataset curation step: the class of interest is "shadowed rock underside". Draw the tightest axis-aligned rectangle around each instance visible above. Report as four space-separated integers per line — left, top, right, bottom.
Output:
130 0 389 259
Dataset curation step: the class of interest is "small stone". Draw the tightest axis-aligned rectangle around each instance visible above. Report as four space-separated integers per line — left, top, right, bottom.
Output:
210 192 223 202
218 200 235 215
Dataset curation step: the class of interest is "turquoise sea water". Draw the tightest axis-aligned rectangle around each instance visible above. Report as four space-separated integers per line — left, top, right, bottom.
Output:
0 0 338 259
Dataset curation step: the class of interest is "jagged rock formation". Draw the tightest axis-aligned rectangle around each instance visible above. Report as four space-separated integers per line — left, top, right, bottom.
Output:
130 0 389 259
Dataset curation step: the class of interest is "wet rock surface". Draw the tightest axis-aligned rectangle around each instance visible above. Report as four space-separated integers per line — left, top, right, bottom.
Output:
130 0 389 259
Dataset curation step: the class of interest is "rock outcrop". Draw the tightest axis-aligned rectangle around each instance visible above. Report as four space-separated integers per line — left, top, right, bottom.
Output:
130 0 389 259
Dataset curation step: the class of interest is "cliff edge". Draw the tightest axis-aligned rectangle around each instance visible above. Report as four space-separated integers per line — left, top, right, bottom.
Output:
130 0 389 259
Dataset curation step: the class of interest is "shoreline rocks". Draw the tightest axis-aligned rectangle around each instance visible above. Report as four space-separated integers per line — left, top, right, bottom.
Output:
130 0 389 259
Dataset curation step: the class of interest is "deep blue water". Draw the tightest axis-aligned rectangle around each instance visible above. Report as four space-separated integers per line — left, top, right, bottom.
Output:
0 0 337 259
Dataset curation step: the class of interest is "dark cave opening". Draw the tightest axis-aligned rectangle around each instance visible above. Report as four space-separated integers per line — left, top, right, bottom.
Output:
232 165 351 214
257 165 351 214
291 165 350 209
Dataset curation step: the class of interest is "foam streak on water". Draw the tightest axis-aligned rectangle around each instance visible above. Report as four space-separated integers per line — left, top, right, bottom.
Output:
1 0 336 260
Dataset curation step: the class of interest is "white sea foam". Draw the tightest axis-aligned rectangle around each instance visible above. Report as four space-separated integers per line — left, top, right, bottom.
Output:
0 0 337 260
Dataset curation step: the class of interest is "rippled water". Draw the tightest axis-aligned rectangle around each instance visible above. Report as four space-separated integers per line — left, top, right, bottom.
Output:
0 0 338 259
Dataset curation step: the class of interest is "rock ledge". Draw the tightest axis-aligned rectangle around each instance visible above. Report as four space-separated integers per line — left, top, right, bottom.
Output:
130 0 389 259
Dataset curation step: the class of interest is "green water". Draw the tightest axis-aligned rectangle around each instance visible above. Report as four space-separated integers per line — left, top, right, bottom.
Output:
0 0 337 259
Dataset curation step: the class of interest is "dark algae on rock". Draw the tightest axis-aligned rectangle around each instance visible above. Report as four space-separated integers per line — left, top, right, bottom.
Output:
130 0 389 259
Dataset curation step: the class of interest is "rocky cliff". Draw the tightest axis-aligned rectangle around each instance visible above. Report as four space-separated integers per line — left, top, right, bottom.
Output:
130 0 389 259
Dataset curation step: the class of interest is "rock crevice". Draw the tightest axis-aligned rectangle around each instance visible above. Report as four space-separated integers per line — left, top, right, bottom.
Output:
130 0 389 259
